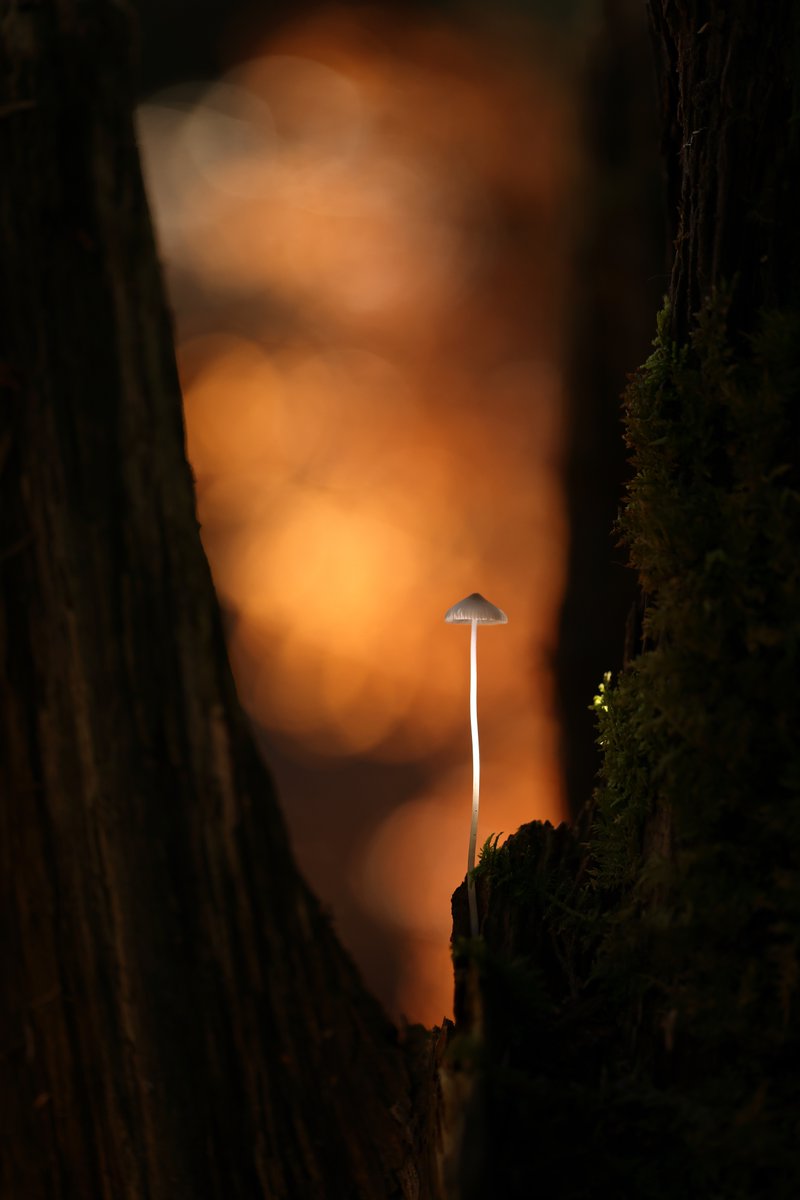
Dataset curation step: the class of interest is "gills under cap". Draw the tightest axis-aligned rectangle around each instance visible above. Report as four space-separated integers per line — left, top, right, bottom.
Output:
444 592 508 624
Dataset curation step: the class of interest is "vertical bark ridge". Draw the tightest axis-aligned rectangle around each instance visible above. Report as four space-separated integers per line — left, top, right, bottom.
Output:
0 3 437 1195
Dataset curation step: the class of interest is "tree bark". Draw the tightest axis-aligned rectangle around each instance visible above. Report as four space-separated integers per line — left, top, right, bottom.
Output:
0 4 436 1196
448 4 800 1196
635 0 800 910
647 0 800 339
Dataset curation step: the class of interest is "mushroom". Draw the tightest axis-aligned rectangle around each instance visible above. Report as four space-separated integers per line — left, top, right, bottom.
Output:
445 592 508 937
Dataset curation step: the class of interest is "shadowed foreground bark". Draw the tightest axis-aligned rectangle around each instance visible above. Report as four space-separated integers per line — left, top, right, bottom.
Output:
449 3 800 1196
0 4 437 1196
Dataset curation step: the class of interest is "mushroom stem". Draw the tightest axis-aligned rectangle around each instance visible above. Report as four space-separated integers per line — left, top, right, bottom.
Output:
444 592 507 939
467 616 480 937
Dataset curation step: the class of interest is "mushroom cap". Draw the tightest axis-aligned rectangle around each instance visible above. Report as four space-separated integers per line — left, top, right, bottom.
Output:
444 592 508 624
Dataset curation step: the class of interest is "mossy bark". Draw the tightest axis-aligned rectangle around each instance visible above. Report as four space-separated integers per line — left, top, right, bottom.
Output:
0 4 438 1196
450 4 800 1196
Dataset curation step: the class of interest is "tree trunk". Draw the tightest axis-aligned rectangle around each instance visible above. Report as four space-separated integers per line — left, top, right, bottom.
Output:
449 4 800 1196
648 0 800 339
0 4 436 1196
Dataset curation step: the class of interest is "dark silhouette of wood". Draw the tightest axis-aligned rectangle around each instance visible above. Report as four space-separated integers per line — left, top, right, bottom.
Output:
449 3 800 1196
636 0 800 895
648 0 800 340
0 4 436 1196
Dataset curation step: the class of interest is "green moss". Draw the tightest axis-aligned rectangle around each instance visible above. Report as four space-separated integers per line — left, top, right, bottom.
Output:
466 294 800 1198
588 293 800 1192
475 832 505 876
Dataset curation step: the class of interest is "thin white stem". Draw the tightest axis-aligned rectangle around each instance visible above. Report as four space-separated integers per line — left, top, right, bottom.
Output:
467 617 480 937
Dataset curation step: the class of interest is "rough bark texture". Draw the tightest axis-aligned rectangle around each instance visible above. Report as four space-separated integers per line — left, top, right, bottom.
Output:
0 3 437 1196
448 3 800 1197
447 822 591 1200
636 0 800 923
647 0 800 339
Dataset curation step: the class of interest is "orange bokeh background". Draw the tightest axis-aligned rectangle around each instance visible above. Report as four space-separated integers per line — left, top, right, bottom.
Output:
138 4 572 1025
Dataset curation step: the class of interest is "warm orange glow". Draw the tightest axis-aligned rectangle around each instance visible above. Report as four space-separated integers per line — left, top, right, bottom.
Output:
139 5 572 1025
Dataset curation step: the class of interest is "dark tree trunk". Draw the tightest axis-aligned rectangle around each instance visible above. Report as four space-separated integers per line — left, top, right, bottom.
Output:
635 0 800 871
0 4 436 1196
648 0 800 339
449 4 800 1197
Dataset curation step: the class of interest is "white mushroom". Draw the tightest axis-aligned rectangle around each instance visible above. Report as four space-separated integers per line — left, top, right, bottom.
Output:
445 592 508 937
